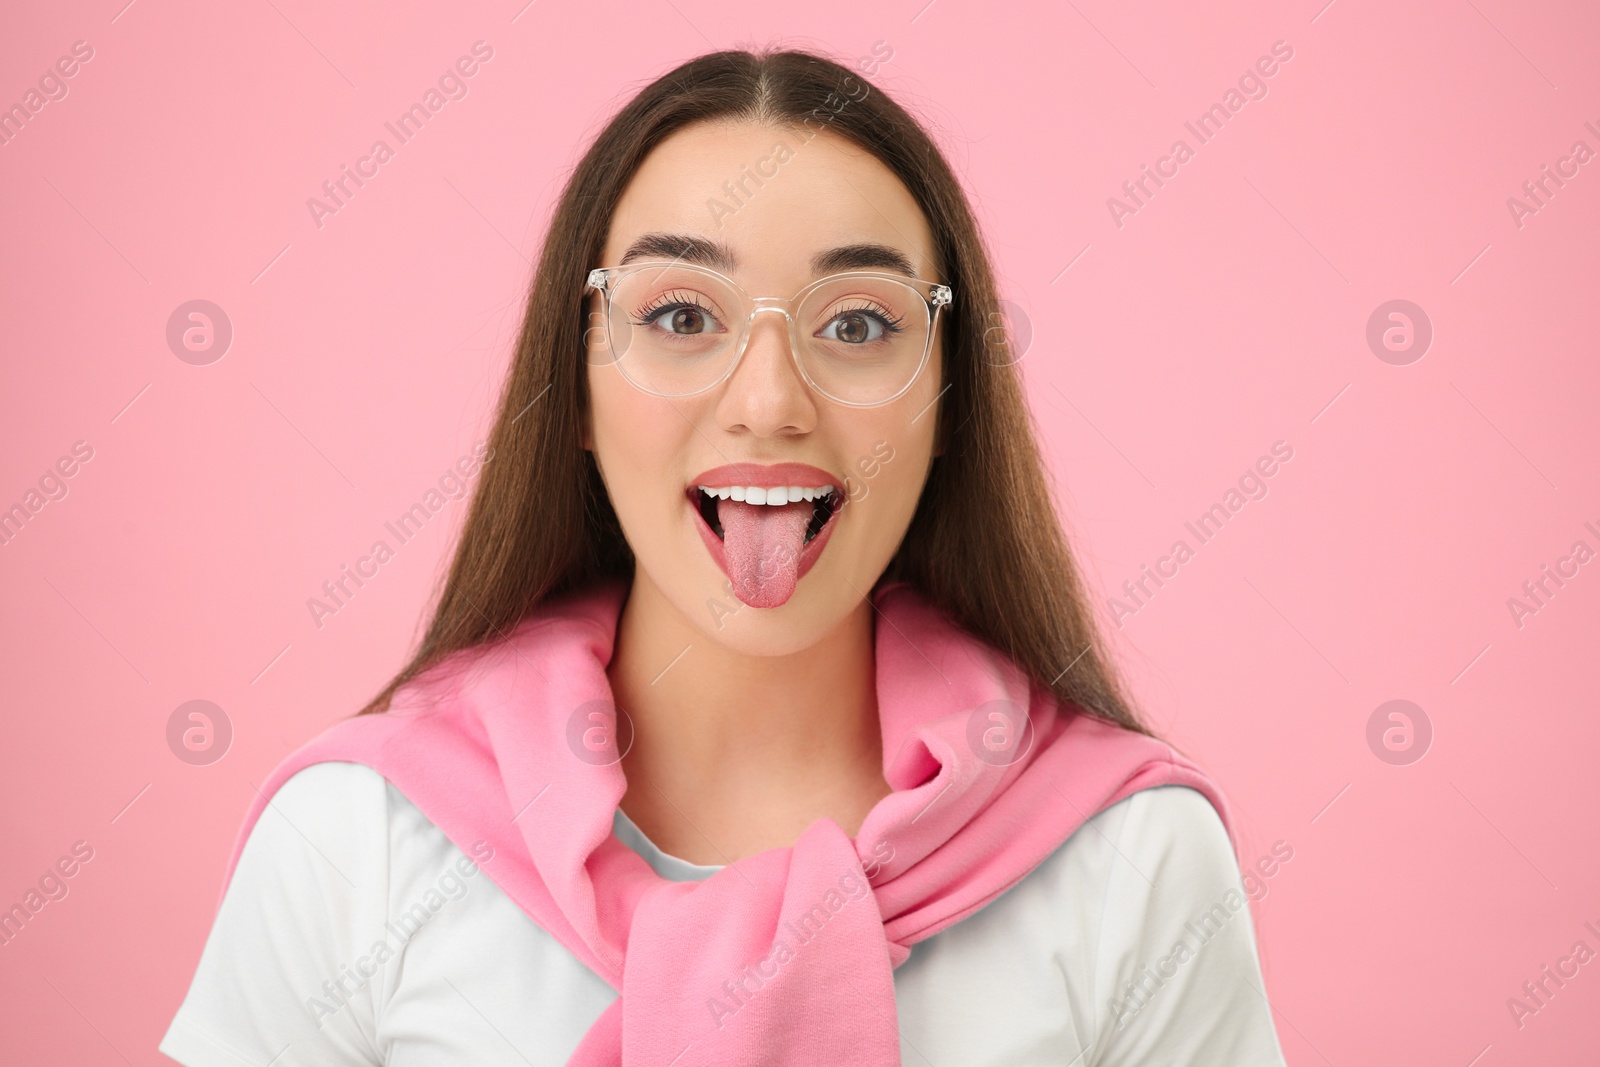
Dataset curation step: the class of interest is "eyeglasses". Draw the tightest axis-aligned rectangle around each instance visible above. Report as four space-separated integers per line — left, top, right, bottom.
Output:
584 261 954 407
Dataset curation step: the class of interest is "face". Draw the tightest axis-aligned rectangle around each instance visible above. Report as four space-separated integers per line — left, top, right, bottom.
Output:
584 120 946 657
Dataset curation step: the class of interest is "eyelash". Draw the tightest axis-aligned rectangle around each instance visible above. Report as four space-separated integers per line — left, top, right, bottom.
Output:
831 300 906 335
631 290 717 327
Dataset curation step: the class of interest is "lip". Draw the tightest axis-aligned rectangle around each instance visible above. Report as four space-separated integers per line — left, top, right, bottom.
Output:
688 462 841 490
686 462 845 599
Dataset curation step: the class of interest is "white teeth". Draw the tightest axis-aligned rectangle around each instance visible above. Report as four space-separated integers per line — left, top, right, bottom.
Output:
697 484 836 506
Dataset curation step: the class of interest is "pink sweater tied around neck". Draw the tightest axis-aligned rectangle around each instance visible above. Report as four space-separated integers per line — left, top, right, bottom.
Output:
221 578 1234 1065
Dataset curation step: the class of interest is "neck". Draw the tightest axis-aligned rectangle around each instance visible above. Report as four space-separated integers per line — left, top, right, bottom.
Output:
606 571 891 864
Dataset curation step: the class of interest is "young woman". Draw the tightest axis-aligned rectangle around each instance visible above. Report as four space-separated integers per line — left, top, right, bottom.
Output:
162 48 1287 1066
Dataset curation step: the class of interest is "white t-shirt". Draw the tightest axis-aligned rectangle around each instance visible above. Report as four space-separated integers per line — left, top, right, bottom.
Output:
160 762 1287 1065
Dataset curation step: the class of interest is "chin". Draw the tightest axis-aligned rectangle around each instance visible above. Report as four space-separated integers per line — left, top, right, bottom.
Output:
698 606 839 658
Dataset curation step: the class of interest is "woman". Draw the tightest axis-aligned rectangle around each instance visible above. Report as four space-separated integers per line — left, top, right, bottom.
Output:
161 48 1287 1066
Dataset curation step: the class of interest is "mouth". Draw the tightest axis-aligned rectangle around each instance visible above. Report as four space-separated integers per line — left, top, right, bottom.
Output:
693 484 840 545
685 464 845 609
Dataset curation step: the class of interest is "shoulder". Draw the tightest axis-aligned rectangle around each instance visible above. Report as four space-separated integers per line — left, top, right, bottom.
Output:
1027 783 1247 970
901 786 1234 966
1099 783 1236 881
1015 786 1285 1063
892 786 1282 1064
993 784 1237 976
226 760 392 885
1028 784 1236 908
239 761 394 888
1059 786 1286 1065
268 759 391 820
159 762 396 1066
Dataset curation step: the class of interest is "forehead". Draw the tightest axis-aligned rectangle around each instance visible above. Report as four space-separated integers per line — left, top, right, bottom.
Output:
601 121 939 287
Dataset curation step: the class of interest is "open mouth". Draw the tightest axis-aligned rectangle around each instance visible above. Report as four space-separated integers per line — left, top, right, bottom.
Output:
685 474 845 609
693 484 840 546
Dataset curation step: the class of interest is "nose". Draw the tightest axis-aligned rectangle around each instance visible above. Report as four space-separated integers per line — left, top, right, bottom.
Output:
714 308 817 437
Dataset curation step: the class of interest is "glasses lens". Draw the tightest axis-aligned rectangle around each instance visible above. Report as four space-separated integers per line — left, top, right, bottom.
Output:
796 276 933 405
606 265 744 396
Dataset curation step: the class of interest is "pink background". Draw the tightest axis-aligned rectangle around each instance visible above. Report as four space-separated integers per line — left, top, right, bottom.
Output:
3 0 1597 1062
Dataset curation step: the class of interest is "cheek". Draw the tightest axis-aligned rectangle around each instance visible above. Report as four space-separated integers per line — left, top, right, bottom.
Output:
841 423 932 531
839 348 940 523
585 364 704 559
587 367 695 523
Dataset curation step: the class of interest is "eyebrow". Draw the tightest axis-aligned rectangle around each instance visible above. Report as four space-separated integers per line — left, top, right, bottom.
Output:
618 232 919 279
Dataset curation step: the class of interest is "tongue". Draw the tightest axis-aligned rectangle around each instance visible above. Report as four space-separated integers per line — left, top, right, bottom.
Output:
717 498 814 608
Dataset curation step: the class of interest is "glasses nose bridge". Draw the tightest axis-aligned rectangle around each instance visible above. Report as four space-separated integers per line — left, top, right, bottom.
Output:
748 296 794 317
740 299 799 348
728 295 807 387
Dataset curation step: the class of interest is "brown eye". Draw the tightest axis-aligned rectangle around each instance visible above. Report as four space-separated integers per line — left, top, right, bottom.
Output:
634 300 719 336
669 307 707 334
833 312 870 344
821 308 892 345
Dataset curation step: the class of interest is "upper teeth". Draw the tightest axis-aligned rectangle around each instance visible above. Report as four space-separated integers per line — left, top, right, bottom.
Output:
698 485 835 505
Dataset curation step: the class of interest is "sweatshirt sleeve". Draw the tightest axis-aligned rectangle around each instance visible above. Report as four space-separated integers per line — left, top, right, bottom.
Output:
158 762 391 1067
1087 785 1288 1066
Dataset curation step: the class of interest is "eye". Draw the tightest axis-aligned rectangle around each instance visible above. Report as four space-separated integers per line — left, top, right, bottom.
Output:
633 291 724 336
819 303 903 344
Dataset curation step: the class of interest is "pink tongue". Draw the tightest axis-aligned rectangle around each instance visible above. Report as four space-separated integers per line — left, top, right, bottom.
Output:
717 498 814 608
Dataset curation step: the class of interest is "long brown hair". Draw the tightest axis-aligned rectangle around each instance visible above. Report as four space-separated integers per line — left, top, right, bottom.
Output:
355 46 1150 737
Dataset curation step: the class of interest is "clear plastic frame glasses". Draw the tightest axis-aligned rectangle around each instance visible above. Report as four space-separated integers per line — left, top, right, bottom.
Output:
584 261 954 407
